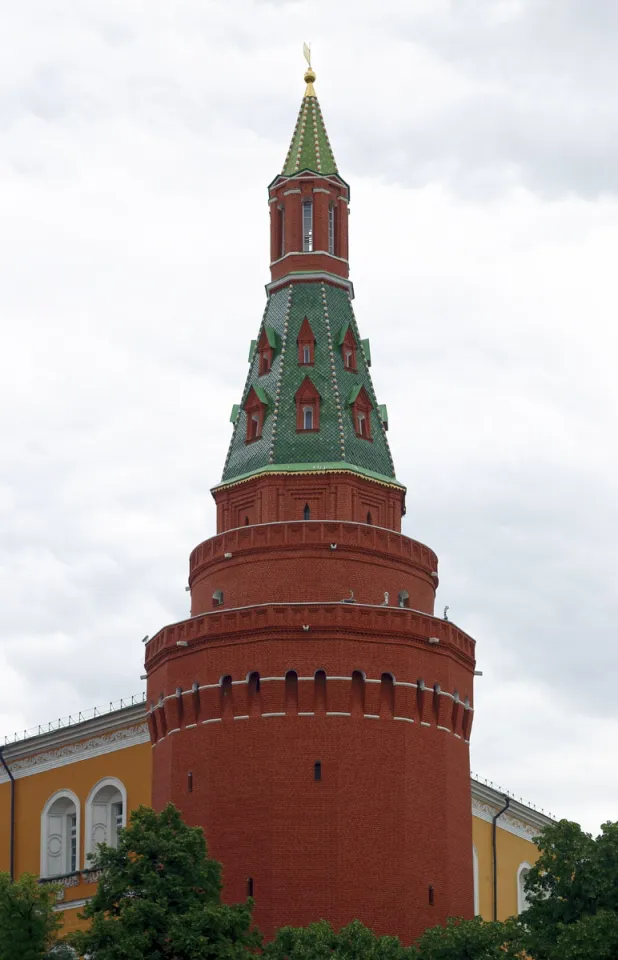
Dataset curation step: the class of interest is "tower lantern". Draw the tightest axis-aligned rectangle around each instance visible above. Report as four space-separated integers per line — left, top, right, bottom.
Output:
145 56 477 944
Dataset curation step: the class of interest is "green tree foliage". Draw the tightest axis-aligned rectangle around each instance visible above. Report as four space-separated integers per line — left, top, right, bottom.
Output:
70 804 260 960
0 872 64 960
412 916 524 959
263 918 410 959
521 819 618 959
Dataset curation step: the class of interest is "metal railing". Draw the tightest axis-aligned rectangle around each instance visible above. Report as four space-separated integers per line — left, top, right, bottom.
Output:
3 692 146 746
471 770 556 821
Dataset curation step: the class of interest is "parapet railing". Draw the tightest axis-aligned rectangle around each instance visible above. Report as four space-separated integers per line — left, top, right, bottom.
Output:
3 693 146 746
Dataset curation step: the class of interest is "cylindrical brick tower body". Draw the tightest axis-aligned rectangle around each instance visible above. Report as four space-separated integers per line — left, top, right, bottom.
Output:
146 63 476 945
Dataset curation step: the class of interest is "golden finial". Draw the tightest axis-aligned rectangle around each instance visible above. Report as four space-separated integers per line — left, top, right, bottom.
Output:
303 42 316 97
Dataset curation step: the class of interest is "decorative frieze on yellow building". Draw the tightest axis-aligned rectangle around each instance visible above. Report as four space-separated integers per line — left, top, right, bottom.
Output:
0 698 552 936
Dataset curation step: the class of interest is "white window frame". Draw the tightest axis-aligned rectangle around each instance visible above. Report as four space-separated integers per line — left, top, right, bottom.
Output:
40 789 81 878
302 345 310 364
328 204 335 254
303 406 314 430
302 200 313 252
84 777 128 867
517 861 532 914
279 205 285 258
357 411 366 435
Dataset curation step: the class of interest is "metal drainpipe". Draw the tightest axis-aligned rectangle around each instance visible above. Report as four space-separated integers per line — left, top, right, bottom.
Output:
492 795 510 922
0 746 15 881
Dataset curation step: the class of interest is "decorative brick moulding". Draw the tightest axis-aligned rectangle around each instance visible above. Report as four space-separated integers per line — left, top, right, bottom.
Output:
187 520 439 617
147 672 474 745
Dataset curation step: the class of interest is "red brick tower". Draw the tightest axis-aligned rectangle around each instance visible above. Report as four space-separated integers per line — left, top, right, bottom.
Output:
145 60 476 944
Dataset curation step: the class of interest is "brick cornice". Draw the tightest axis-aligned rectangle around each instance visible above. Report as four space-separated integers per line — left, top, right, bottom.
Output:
189 519 437 583
144 602 475 672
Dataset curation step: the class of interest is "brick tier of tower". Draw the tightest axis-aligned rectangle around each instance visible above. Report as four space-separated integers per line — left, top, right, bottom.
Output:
145 65 476 945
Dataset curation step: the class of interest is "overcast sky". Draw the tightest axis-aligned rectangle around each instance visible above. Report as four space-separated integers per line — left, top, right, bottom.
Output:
2 0 618 834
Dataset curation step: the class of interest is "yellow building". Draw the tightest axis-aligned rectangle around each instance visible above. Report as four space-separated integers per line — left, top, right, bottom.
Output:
0 696 552 935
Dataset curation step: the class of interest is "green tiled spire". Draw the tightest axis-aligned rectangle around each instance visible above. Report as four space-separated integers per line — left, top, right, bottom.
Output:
281 68 338 177
219 282 399 487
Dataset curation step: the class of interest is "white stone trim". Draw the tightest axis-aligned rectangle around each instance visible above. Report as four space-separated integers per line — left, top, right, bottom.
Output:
83 777 127 868
0 724 149 784
394 716 414 723
471 783 552 841
364 714 380 719
517 861 533 914
298 712 314 716
202 718 221 725
326 712 350 717
270 249 349 266
40 789 81 879
53 896 90 913
473 845 480 915
262 712 286 718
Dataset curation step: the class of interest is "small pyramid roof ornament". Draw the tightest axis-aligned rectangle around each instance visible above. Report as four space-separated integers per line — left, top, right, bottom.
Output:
281 44 338 177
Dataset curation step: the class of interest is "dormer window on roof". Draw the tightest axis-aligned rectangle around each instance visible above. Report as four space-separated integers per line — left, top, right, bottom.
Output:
244 385 269 443
257 326 279 376
349 384 373 440
338 324 357 372
297 317 315 366
295 376 321 432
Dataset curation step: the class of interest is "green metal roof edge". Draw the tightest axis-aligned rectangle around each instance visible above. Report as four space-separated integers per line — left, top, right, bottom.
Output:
253 384 271 407
265 324 279 349
213 461 405 493
337 321 351 346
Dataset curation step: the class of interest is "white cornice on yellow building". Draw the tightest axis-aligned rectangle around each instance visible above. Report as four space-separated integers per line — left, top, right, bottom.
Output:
471 778 554 843
0 702 149 782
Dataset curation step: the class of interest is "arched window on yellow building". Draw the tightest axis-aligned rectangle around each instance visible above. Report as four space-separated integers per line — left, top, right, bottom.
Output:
517 861 532 914
84 777 127 866
40 789 81 878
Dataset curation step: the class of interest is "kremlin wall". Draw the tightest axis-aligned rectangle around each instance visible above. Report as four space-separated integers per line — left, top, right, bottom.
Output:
0 61 555 944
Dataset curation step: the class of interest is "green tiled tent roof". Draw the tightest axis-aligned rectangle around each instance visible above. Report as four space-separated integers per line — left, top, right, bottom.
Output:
282 90 338 177
220 282 399 487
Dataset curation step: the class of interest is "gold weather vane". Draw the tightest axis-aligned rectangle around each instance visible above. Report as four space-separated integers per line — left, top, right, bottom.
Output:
303 41 316 97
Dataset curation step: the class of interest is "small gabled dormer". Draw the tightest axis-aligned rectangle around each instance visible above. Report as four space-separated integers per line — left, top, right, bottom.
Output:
244 385 269 443
349 384 373 440
297 317 315 366
257 325 279 376
338 323 357 372
295 376 321 432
